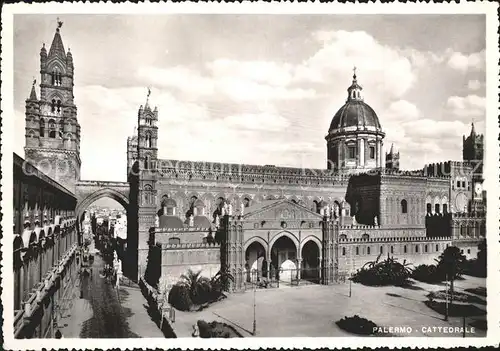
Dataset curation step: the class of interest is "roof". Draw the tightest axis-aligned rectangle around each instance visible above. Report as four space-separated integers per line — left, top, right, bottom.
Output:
329 100 381 131
159 215 184 229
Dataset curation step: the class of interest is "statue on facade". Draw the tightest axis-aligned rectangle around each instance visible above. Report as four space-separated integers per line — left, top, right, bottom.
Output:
155 214 160 227
335 205 340 218
374 216 378 226
352 215 357 225
215 214 220 228
240 203 245 216
189 214 194 227
325 205 330 218
228 203 233 216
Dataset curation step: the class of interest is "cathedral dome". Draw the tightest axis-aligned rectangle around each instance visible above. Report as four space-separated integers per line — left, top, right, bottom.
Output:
328 69 382 134
329 100 381 131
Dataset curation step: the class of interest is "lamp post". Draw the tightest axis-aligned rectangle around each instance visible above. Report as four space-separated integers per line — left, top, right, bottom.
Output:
252 283 256 335
444 273 449 321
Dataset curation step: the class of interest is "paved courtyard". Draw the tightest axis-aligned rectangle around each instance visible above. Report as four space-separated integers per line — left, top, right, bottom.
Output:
173 276 486 338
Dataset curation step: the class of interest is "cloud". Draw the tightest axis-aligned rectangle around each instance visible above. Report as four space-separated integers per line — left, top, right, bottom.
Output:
467 79 481 91
224 112 289 131
297 30 417 99
384 100 420 121
445 94 486 119
447 50 485 72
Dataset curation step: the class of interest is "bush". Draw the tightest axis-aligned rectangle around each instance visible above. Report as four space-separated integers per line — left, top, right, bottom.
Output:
197 320 242 338
336 315 378 335
351 254 412 286
412 264 443 284
168 284 193 311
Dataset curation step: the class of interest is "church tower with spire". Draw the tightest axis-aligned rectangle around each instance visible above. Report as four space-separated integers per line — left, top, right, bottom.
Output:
24 20 81 193
385 144 400 171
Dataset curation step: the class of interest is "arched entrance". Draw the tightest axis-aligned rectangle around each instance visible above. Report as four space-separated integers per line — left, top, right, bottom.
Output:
301 240 320 283
245 241 267 283
270 235 298 284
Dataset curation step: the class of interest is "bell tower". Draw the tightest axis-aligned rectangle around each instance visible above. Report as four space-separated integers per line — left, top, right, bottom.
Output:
24 19 81 193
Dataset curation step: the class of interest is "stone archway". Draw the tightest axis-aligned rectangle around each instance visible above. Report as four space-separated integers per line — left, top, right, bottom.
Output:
270 235 298 284
301 240 321 283
245 241 267 283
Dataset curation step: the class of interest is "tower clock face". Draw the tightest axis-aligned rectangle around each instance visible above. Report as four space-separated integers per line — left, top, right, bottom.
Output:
455 193 468 212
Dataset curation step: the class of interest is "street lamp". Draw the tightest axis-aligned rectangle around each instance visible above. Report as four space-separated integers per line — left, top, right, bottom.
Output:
252 283 256 335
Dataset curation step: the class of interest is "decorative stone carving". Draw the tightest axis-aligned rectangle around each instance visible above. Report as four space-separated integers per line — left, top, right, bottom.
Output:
374 216 378 226
352 215 357 225
189 214 194 227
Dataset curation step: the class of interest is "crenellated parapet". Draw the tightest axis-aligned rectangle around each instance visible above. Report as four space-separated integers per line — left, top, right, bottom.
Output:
161 242 220 250
153 226 212 233
156 158 351 185
339 235 450 243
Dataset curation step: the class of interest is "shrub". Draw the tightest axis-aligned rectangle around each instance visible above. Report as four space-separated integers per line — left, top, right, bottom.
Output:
336 315 378 335
197 320 242 338
351 254 412 286
168 283 193 311
412 264 443 284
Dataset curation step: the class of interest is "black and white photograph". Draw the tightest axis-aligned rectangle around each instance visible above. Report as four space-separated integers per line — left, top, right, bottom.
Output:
1 2 498 350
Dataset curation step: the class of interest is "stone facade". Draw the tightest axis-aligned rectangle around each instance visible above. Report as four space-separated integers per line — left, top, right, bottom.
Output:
13 153 79 338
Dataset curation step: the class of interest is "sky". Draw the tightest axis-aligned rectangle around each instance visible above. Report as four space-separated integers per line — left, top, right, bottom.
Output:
14 14 486 185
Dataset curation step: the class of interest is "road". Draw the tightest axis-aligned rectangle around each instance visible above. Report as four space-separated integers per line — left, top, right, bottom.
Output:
78 254 140 338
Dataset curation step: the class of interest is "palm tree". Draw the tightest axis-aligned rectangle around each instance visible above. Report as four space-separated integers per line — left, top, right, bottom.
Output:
180 269 210 304
477 239 486 276
437 246 467 306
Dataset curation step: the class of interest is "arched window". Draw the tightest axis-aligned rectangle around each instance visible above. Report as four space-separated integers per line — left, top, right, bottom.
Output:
57 100 61 113
144 155 150 170
424 244 428 253
443 204 448 214
342 247 346 256
145 134 152 148
426 203 432 214
415 245 419 253
390 246 394 254
404 245 407 253
39 118 45 137
355 246 359 255
51 99 56 113
367 246 371 255
401 199 408 214
339 234 347 241
380 246 383 254
243 197 251 208
435 204 440 214
49 130 56 138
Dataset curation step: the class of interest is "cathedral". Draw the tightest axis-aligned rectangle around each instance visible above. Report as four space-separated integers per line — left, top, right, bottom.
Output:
20 24 486 289
128 71 486 288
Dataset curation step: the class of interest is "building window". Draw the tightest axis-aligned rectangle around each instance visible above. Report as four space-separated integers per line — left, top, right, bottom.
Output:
39 118 45 137
401 199 408 214
367 246 371 255
467 249 471 254
342 247 346 256
145 134 152 148
424 244 428 253
460 249 464 254
348 146 356 159
49 130 56 138
456 180 461 188
426 203 432 214
415 245 419 253
390 246 394 254
435 244 439 252
370 146 375 159
435 204 440 214
380 246 383 254
404 245 407 253
462 181 466 188
57 100 61 113
355 246 359 255
443 204 448 214
51 99 56 113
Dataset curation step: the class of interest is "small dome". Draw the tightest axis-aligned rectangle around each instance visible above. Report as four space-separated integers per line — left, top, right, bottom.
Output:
159 215 184 229
193 216 211 228
329 100 381 131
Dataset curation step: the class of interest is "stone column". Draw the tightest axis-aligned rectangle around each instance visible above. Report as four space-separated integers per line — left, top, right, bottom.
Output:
337 140 342 171
356 138 361 167
379 141 384 169
266 249 271 279
359 138 365 167
297 258 302 281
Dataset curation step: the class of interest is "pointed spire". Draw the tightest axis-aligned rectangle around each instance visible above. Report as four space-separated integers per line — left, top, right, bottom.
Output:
48 18 66 59
145 87 152 109
470 121 476 137
29 79 38 100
